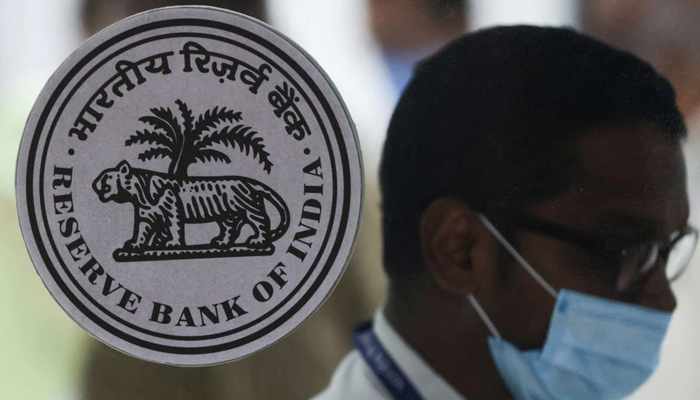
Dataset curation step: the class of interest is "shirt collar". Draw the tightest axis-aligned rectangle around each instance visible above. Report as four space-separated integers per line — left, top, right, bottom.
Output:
373 310 467 400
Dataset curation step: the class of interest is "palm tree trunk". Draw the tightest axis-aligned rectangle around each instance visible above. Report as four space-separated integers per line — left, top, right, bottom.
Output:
171 135 194 179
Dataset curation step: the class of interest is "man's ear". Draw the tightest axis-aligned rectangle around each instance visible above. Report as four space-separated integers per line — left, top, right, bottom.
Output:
420 198 487 295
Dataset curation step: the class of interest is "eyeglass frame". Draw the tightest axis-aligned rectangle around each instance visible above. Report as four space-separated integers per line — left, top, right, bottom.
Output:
498 211 699 286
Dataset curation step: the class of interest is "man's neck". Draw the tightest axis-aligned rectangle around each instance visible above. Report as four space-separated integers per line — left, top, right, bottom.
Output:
383 284 514 400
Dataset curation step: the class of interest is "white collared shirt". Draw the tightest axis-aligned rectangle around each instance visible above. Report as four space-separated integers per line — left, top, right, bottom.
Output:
310 310 466 400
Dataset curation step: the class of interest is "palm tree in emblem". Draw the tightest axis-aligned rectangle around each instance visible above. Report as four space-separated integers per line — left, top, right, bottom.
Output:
125 99 273 178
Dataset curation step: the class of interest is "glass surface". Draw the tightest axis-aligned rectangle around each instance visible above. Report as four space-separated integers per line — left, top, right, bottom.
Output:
2 1 700 399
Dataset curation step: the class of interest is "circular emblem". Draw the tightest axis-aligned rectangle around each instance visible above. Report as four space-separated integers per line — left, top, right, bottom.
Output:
16 7 362 365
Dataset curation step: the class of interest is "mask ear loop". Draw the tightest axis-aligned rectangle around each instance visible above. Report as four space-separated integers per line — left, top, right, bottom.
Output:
477 214 558 299
468 294 502 339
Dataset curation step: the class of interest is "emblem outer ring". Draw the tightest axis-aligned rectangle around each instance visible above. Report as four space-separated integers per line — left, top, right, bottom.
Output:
15 7 363 366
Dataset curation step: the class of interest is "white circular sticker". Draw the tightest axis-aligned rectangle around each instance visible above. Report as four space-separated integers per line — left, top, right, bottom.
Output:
16 6 363 366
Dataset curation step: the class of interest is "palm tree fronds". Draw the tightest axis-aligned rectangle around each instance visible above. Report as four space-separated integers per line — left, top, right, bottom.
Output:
138 117 178 146
125 129 176 151
150 107 182 142
149 107 178 127
192 149 231 165
194 125 234 149
137 147 172 162
131 102 271 176
138 115 171 133
175 99 194 137
196 124 273 173
193 106 243 134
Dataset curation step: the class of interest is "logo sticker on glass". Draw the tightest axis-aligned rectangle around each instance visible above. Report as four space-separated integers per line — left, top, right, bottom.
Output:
16 6 363 366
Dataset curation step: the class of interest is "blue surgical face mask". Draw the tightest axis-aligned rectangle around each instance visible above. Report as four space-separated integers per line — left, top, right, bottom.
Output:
469 214 673 400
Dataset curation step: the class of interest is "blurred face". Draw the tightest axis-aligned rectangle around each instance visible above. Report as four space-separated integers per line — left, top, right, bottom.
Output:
368 0 465 51
487 123 689 349
581 0 700 118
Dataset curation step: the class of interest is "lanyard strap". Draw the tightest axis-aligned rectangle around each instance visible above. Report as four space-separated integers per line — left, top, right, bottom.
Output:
353 321 424 400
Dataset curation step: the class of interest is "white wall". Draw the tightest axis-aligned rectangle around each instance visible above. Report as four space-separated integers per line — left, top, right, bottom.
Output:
0 0 81 92
471 0 578 28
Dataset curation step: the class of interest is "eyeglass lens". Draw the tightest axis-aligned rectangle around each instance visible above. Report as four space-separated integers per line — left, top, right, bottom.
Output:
617 230 699 292
666 230 699 281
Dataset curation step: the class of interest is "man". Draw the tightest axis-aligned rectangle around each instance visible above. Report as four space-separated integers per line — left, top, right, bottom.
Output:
312 25 698 400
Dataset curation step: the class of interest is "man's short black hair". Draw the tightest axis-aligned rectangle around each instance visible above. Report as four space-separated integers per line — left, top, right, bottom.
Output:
379 25 686 282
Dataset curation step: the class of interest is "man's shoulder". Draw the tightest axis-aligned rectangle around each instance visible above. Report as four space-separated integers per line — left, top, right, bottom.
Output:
310 350 390 400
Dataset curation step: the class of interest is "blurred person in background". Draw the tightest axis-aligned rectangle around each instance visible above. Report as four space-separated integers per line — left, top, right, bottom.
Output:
368 0 467 98
80 0 266 37
580 0 700 123
313 25 697 400
581 2 700 398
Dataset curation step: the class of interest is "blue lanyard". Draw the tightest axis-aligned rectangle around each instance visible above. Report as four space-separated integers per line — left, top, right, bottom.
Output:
353 321 425 400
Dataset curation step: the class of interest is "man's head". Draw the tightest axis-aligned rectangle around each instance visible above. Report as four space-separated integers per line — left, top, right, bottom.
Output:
380 26 689 349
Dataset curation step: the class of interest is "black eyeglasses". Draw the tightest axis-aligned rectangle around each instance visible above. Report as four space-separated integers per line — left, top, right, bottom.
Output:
506 213 699 292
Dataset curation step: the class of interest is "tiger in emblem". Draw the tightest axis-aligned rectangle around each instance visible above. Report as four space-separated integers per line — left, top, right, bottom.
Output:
92 160 290 252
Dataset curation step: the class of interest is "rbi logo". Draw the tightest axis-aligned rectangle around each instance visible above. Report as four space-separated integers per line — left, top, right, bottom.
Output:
16 7 362 365
93 100 290 261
